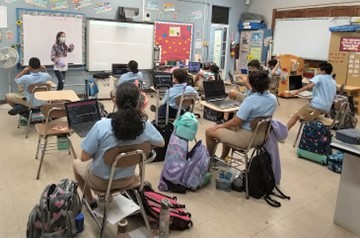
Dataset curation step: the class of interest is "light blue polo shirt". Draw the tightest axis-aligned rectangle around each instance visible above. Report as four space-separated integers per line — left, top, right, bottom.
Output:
118 72 144 85
310 74 336 112
236 91 277 130
15 72 51 107
161 84 198 108
81 118 164 180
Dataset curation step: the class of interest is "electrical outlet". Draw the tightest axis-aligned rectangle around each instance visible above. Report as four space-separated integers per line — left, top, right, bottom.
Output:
144 12 150 22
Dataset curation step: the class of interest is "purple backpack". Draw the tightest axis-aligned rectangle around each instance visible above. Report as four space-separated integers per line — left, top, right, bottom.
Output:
158 133 210 192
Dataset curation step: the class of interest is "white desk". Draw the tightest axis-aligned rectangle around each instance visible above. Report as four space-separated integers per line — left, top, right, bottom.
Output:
34 90 80 102
330 139 360 236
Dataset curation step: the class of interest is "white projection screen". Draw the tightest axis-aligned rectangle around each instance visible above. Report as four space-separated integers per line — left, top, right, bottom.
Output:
87 20 154 71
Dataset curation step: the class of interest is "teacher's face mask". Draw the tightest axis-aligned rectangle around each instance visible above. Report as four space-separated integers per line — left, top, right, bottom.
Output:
59 37 66 43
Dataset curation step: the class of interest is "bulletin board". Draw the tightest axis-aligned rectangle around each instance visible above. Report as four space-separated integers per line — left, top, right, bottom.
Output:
154 21 193 62
16 8 85 66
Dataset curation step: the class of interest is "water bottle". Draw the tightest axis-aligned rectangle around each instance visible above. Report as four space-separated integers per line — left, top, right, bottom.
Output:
159 198 170 238
117 219 129 238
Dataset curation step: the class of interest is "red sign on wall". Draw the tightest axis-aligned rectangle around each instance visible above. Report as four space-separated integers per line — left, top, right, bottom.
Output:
339 37 360 52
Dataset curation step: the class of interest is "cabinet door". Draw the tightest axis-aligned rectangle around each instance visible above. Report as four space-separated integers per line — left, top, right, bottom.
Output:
331 6 353 16
307 7 330 17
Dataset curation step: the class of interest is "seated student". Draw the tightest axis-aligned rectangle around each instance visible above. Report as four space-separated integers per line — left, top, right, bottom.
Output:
287 62 337 131
5 57 51 116
267 59 281 78
157 68 198 119
117 60 144 86
193 62 211 91
193 63 221 91
206 71 277 160
73 82 165 208
228 59 261 103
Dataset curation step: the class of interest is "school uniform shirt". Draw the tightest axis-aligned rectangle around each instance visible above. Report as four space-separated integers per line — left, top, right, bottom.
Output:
81 118 164 180
51 43 74 71
268 67 281 78
16 72 51 107
161 84 198 109
309 74 337 112
236 91 277 130
118 72 144 85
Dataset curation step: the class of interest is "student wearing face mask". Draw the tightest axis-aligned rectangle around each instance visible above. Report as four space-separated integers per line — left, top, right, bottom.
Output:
51 31 74 90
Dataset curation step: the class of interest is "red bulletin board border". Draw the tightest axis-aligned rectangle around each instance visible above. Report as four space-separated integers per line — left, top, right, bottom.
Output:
154 21 193 62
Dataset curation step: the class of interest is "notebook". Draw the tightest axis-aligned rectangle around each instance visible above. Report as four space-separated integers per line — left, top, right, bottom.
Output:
203 80 240 110
188 62 201 74
65 99 101 138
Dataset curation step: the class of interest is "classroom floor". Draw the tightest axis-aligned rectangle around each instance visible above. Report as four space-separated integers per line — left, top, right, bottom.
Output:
0 94 359 238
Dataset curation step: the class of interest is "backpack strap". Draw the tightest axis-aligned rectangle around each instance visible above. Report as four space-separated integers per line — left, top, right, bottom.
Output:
272 185 291 200
264 195 281 207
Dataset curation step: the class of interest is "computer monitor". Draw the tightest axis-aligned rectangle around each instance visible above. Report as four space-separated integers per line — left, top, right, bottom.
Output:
112 64 128 76
289 75 303 91
153 72 173 89
188 62 201 73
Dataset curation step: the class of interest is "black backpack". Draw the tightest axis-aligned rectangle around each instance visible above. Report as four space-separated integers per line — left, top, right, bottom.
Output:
248 149 290 207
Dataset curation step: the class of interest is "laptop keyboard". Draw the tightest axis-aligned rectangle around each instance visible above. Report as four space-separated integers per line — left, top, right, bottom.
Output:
71 121 97 138
209 100 240 109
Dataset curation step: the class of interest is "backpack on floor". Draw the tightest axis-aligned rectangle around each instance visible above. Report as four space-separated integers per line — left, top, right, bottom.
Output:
141 183 193 231
248 148 290 207
158 133 211 193
26 179 82 238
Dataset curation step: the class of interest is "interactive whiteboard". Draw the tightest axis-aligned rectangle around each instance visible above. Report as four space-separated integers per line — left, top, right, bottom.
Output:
87 20 154 71
273 17 350 60
18 9 85 66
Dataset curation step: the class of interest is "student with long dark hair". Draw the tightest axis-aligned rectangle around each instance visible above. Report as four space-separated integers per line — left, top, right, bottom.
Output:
50 31 74 90
73 83 164 208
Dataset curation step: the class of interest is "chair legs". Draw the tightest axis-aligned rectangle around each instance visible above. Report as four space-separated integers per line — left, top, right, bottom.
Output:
134 189 151 232
35 135 42 160
25 110 33 138
293 122 305 148
36 136 48 179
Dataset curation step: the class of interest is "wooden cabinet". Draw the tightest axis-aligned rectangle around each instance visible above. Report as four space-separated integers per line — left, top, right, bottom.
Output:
277 54 304 98
307 7 330 17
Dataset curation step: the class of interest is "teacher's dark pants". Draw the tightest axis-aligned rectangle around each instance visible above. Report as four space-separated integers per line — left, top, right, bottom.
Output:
54 70 66 91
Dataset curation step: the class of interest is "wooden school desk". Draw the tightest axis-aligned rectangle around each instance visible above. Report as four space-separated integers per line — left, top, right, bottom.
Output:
330 139 360 236
34 90 80 102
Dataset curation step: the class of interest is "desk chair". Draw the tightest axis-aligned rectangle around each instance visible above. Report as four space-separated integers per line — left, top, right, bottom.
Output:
18 83 51 138
83 142 155 238
213 118 272 199
35 102 76 179
174 92 200 119
292 101 349 148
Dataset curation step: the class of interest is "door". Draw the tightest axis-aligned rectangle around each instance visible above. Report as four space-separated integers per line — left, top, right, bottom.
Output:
209 24 229 80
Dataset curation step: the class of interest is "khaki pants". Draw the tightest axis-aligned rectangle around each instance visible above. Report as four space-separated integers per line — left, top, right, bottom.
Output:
215 127 261 149
5 93 30 108
73 159 136 192
297 104 327 121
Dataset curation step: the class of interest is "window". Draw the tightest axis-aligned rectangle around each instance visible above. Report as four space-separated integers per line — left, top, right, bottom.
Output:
212 6 229 24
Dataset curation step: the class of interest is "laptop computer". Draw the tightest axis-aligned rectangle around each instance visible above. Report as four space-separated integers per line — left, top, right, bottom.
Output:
203 80 240 110
188 62 201 74
153 72 173 89
65 99 101 138
112 64 129 77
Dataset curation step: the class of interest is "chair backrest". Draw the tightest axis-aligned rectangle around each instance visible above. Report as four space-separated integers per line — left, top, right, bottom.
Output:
175 93 198 118
28 83 51 94
41 102 67 120
247 117 272 151
103 142 151 193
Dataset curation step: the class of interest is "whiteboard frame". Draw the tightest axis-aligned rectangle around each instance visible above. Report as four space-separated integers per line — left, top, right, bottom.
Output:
16 8 86 66
272 17 351 61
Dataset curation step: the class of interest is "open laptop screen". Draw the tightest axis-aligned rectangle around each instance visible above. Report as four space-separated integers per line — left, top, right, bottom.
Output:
188 62 201 73
203 80 227 101
65 99 101 127
112 64 128 76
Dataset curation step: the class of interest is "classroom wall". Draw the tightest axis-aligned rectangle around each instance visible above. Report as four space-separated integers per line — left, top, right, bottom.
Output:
0 0 248 100
249 0 360 27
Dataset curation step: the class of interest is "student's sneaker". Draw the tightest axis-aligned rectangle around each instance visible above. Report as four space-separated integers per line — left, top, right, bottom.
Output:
8 104 28 116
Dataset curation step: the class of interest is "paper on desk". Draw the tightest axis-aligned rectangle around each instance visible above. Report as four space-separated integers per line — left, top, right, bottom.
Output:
93 194 140 224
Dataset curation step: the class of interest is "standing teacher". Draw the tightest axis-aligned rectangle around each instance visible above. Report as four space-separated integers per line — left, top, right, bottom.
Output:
51 31 74 90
